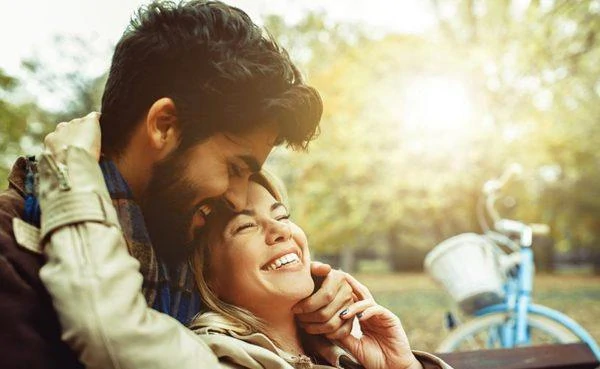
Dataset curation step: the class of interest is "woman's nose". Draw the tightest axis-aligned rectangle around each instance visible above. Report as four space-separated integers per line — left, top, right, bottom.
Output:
265 220 292 245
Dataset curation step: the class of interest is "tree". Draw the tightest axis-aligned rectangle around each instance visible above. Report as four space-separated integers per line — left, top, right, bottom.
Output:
265 3 600 272
0 35 108 189
0 69 48 189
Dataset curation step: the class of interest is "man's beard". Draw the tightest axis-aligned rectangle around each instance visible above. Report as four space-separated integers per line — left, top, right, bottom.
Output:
142 153 199 266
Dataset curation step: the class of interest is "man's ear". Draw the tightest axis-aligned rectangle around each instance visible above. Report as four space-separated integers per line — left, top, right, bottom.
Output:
146 97 180 160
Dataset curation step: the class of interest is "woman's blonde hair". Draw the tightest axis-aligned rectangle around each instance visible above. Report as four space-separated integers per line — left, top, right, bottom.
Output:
189 169 288 338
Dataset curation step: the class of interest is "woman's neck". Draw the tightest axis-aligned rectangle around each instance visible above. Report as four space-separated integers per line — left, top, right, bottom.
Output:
262 309 305 357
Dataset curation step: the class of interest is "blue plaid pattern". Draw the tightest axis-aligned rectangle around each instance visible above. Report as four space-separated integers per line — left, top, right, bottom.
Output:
100 160 200 324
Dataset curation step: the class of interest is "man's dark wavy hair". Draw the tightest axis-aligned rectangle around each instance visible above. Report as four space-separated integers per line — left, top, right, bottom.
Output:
100 0 322 156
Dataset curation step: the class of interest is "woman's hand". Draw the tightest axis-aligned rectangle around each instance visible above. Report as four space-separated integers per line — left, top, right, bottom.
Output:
337 273 423 369
44 112 101 162
293 262 355 339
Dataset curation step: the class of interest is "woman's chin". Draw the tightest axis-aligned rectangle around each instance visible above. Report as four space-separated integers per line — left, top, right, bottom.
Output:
270 278 315 306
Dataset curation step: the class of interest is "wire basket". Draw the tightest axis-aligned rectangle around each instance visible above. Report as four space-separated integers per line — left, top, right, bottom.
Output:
424 233 505 315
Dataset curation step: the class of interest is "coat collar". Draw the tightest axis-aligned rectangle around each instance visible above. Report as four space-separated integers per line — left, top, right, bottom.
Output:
7 157 28 197
195 326 360 368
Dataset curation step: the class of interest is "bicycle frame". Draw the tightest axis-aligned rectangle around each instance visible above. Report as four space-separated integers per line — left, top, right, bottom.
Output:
477 303 600 358
432 165 600 357
475 244 600 358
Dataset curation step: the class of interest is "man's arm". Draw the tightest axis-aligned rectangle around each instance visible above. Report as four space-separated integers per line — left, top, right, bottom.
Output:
38 117 223 369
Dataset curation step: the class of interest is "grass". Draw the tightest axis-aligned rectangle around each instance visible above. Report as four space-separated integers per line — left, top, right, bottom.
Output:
354 273 600 352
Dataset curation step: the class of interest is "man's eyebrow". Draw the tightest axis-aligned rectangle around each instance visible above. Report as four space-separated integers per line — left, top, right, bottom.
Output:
237 155 261 173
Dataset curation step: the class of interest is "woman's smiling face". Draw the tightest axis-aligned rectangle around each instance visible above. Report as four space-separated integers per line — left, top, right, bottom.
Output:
206 181 314 316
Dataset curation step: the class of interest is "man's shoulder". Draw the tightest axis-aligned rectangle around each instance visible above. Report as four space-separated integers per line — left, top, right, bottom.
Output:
0 185 27 248
0 186 45 280
0 155 28 216
0 159 44 272
0 156 41 253
0 185 82 369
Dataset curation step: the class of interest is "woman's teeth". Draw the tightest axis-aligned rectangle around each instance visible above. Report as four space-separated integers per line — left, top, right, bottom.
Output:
265 253 300 271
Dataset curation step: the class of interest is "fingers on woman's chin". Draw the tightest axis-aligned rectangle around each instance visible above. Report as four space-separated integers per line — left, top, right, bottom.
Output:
320 319 351 339
325 327 352 340
339 299 376 321
300 322 335 335
357 305 395 322
310 261 331 274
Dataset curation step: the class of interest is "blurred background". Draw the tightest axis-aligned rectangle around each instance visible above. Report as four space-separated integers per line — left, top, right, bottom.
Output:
1 0 598 350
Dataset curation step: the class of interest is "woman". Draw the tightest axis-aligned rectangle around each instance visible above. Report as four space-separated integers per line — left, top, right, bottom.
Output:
188 171 449 369
37 134 452 368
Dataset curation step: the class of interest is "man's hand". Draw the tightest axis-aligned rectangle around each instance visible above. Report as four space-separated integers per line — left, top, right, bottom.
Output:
293 262 355 340
44 112 101 162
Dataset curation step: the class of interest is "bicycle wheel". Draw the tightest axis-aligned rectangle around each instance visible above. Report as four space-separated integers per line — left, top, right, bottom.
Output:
436 312 579 352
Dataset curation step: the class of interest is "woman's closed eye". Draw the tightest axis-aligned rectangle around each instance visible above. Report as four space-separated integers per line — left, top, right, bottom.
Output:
234 222 257 233
232 214 289 234
275 214 290 222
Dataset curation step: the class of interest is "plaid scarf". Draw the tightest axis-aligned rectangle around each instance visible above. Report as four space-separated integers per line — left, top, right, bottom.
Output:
100 159 201 324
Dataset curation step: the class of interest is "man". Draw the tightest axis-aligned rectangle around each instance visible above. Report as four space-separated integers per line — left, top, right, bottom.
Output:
0 2 353 368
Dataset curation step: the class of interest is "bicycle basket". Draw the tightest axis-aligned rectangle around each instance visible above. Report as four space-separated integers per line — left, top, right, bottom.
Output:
424 233 504 315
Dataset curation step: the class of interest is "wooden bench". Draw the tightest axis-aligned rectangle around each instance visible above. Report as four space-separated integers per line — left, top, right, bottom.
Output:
435 343 599 369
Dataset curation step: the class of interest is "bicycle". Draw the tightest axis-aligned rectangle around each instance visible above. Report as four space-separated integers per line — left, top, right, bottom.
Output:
423 165 600 358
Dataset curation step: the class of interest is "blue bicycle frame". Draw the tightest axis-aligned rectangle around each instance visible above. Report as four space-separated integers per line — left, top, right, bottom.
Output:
476 247 600 359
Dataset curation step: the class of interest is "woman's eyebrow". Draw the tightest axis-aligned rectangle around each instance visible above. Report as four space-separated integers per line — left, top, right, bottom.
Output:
236 209 255 216
231 203 285 217
270 202 286 211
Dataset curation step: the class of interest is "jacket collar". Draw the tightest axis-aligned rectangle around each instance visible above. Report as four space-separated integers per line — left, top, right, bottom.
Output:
7 157 28 197
196 327 359 368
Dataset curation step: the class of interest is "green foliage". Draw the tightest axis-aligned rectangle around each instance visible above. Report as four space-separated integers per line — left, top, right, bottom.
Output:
1 6 598 272
0 69 44 189
266 2 600 271
0 35 107 189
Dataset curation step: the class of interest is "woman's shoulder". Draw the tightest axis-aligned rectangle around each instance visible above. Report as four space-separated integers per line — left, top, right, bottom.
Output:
192 320 361 369
196 329 293 368
196 329 357 369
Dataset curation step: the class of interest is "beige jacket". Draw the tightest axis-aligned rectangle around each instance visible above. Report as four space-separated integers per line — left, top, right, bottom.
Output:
32 147 452 369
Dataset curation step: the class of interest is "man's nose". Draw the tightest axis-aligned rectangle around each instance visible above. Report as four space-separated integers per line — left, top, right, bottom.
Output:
222 179 248 212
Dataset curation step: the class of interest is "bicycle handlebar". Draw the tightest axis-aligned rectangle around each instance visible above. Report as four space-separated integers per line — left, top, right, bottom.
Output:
478 164 547 248
483 163 523 195
496 219 533 247
480 164 523 229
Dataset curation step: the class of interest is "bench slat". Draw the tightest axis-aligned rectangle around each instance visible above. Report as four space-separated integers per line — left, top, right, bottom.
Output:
435 343 599 369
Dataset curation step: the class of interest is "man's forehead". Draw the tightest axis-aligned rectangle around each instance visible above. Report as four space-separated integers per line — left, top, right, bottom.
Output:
223 129 277 165
223 127 278 147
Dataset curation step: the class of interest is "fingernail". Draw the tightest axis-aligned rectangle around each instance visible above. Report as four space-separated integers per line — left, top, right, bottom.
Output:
357 312 363 319
339 308 349 317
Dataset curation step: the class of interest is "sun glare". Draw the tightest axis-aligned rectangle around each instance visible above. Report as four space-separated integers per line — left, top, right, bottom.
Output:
399 76 475 135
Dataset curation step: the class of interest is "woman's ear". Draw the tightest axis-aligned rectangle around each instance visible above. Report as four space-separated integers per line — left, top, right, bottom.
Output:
145 97 180 160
